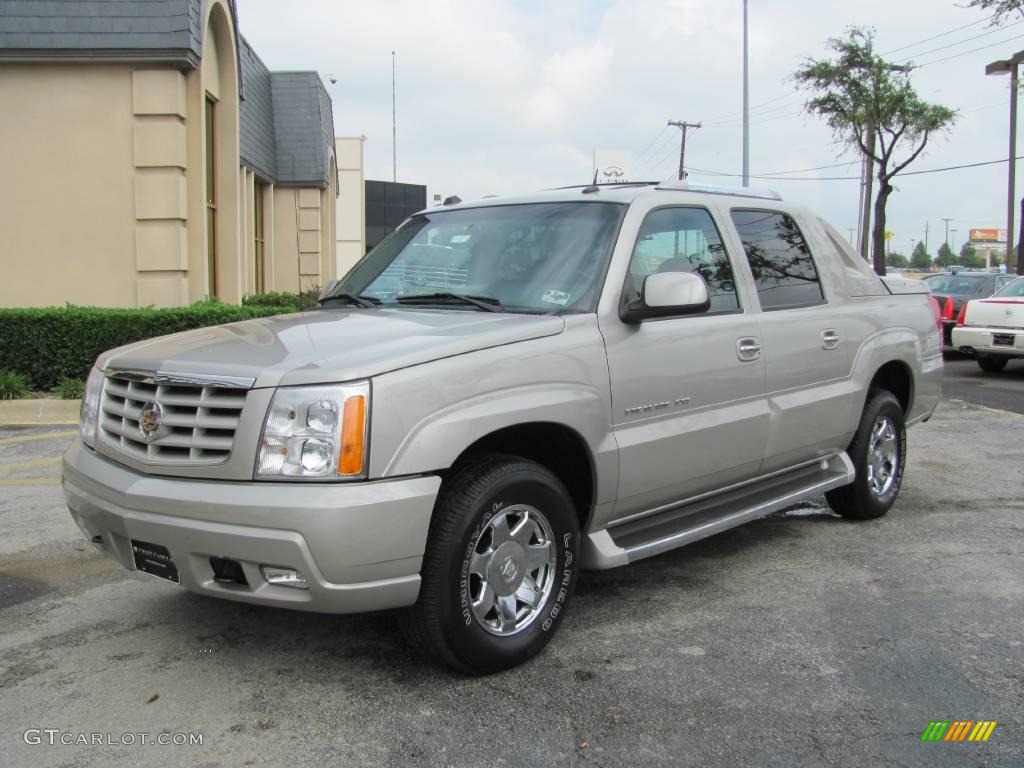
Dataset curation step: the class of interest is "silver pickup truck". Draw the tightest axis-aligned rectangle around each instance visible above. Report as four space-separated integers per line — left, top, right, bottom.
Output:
63 181 942 673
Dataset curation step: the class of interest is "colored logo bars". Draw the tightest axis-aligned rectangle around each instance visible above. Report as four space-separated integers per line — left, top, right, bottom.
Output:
921 721 998 742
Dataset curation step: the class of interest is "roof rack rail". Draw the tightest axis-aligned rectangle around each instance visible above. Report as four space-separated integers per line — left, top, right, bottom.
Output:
655 180 782 201
549 182 659 191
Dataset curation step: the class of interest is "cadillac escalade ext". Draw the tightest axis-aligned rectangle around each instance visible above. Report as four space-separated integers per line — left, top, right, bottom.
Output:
63 181 943 673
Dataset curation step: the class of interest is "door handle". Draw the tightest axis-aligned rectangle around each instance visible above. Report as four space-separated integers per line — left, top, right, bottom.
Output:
821 329 840 350
736 337 761 362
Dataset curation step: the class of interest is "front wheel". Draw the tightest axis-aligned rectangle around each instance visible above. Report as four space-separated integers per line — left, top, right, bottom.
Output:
401 455 579 674
826 390 906 520
978 356 1008 373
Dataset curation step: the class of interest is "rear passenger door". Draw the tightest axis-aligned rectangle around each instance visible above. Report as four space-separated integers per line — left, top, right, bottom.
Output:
729 208 853 472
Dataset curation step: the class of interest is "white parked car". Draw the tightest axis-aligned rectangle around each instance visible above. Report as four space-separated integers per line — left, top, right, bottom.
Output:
951 276 1024 372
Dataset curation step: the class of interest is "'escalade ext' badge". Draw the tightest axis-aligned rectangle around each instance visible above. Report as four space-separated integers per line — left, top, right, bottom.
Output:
139 401 164 441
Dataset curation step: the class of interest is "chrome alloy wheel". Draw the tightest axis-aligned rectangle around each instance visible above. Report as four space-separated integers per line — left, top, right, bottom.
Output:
467 504 557 637
867 415 899 497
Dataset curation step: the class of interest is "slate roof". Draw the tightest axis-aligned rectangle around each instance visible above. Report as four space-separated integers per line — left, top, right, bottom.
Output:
270 72 334 187
0 0 335 188
0 0 206 66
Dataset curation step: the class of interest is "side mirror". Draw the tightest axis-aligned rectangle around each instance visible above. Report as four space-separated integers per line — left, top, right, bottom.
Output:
621 271 710 323
318 279 340 300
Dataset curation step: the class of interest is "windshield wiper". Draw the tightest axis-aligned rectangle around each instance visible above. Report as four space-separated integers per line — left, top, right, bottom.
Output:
318 292 381 309
394 292 501 312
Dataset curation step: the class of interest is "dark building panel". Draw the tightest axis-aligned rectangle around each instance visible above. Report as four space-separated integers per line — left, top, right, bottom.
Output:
365 180 426 252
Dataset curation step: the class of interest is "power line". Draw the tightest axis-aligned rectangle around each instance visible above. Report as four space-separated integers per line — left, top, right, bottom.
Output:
896 18 1024 63
881 10 999 55
702 91 795 124
687 155 1024 181
632 125 671 167
633 134 681 178
757 159 861 176
915 31 1024 67
705 96 807 127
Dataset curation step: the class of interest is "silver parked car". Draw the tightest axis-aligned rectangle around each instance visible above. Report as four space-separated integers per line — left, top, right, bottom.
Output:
63 181 942 673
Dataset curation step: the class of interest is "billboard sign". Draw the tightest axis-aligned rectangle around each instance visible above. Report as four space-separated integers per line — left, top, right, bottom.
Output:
969 228 1006 242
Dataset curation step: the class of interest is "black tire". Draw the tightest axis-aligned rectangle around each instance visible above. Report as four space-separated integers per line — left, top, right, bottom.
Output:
977 356 1008 373
825 390 906 520
401 455 579 675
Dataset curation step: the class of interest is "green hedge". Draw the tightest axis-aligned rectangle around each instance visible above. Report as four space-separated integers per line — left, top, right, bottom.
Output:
241 289 320 310
0 301 299 390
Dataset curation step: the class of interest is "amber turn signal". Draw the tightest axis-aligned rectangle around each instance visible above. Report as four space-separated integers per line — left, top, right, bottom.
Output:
338 395 366 476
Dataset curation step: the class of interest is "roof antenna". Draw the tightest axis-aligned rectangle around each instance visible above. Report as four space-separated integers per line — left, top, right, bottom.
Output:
582 169 600 194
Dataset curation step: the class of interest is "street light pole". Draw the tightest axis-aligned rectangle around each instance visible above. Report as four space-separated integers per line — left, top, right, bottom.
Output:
986 50 1024 275
742 0 749 187
1010 62 1019 273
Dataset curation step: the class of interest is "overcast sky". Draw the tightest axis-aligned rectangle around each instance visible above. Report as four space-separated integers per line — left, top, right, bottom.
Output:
239 0 1024 255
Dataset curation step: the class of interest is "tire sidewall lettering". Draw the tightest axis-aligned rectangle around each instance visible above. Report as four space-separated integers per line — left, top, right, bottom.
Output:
457 490 577 637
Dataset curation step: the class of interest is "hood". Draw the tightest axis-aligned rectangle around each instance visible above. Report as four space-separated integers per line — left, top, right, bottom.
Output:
98 308 565 388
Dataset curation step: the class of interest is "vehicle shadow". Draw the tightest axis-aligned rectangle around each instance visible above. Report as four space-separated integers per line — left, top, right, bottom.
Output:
140 499 849 681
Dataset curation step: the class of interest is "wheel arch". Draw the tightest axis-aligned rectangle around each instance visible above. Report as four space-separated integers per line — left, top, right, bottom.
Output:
446 422 598 532
868 360 914 415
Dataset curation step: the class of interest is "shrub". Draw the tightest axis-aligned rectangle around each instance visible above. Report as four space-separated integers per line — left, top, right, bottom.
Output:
53 377 85 400
242 291 302 309
0 370 30 400
242 288 321 310
0 301 299 390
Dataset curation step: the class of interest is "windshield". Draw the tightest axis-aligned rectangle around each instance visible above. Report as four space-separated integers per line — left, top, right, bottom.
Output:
923 273 988 294
329 202 624 313
994 276 1024 297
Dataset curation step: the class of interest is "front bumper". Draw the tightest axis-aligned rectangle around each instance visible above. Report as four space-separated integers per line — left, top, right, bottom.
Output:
951 325 1024 358
62 441 441 613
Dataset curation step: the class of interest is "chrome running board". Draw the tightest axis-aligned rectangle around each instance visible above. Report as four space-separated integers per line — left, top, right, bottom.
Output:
588 453 854 567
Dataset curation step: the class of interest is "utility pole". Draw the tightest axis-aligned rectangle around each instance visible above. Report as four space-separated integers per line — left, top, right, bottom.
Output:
742 0 749 186
858 126 876 260
925 221 930 255
668 120 701 180
941 217 953 248
391 50 397 183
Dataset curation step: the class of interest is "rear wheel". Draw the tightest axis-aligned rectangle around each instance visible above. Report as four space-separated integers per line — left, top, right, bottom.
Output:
826 390 906 520
401 455 579 674
977 356 1008 373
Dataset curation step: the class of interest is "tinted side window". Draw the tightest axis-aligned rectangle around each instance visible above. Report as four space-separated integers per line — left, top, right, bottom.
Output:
626 207 740 314
730 210 825 311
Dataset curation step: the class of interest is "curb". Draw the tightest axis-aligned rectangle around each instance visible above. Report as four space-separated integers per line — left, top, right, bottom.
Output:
0 399 80 425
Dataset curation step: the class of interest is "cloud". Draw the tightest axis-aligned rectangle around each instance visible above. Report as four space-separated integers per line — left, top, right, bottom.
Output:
239 0 1014 247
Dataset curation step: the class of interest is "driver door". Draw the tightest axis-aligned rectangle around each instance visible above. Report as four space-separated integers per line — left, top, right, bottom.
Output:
599 204 770 518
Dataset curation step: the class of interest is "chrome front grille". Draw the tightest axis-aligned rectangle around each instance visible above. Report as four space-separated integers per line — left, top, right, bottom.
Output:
99 375 247 464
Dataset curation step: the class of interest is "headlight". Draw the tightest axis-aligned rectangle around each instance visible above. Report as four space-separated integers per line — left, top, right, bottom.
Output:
255 382 369 480
79 367 104 448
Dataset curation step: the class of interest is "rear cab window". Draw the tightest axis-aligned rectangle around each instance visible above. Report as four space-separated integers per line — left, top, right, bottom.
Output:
729 209 825 311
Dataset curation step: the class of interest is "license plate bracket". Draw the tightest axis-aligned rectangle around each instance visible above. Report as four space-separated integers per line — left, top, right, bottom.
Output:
993 333 1014 347
131 539 180 583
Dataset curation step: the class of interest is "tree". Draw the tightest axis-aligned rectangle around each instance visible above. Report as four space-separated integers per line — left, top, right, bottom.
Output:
887 251 909 268
794 28 958 275
911 240 931 270
936 242 958 267
967 1 1024 23
959 243 983 268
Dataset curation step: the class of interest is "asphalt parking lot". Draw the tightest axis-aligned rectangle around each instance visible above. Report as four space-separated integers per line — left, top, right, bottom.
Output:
1 379 1022 767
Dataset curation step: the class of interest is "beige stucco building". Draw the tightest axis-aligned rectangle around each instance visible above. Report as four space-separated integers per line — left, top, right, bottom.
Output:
0 0 338 308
